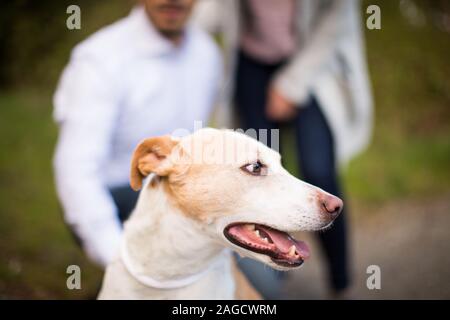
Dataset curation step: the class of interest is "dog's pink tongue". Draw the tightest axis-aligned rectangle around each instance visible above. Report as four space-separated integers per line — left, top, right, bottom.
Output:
258 226 310 259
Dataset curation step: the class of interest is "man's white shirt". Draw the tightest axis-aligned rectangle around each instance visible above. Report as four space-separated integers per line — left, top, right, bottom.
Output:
53 6 222 267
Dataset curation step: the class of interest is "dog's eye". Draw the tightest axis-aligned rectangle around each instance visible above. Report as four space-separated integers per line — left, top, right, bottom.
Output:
241 161 268 176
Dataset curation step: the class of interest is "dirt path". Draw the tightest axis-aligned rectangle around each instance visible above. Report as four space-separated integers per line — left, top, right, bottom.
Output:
282 194 450 299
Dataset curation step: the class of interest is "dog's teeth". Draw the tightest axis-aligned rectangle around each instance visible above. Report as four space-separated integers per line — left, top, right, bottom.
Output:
262 237 268 242
246 224 255 231
288 245 296 256
254 230 260 237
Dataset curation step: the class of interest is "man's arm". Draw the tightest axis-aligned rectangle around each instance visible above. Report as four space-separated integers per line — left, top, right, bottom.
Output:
53 53 122 267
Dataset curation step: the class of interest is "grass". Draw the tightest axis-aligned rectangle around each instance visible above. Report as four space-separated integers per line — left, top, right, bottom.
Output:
0 90 103 298
0 1 449 298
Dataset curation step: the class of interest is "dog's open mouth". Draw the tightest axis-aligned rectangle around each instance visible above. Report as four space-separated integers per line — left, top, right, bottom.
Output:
224 223 310 268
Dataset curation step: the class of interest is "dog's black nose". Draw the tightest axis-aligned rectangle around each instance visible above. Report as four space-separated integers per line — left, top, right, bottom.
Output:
319 194 343 220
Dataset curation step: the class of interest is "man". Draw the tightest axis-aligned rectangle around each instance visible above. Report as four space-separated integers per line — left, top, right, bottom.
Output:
192 0 373 298
53 0 222 267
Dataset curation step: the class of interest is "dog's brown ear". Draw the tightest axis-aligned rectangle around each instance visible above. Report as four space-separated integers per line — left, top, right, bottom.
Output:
130 136 178 191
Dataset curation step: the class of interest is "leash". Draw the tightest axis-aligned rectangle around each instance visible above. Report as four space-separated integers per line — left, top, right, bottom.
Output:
120 241 229 290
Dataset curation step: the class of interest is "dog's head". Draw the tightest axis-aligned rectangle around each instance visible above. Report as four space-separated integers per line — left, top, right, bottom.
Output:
130 128 343 270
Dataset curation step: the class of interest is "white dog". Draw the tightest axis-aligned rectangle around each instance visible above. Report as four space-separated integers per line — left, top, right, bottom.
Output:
98 128 343 299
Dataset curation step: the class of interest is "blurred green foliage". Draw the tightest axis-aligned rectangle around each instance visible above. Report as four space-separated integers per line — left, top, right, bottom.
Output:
0 0 133 88
345 0 450 203
0 0 449 298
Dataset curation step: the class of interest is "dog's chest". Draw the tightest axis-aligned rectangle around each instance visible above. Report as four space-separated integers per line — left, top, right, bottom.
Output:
172 267 235 299
98 259 235 299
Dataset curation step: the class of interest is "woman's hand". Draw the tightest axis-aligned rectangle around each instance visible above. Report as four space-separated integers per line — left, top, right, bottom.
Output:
266 86 298 122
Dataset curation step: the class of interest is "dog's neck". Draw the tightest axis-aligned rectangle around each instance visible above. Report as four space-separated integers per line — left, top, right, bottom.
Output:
122 176 225 284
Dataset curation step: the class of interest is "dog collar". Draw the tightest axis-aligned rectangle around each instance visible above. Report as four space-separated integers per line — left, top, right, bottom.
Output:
120 241 229 290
